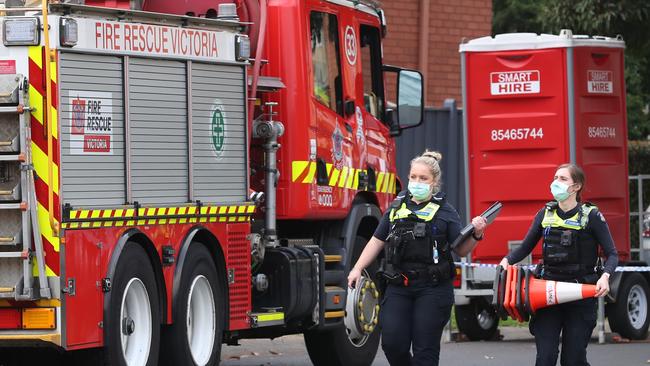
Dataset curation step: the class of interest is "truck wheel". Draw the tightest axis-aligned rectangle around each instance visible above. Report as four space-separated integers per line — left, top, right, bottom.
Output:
304 236 380 366
607 273 650 340
162 244 223 366
105 244 160 366
455 297 499 341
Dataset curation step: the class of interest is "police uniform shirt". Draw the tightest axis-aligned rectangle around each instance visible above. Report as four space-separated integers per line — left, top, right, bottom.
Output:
373 192 463 248
506 204 619 274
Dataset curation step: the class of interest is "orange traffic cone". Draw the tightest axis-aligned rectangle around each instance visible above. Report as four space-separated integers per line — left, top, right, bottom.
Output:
493 265 597 320
524 274 597 314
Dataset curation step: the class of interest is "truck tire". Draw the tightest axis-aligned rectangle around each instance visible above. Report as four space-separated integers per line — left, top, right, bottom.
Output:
607 273 650 340
304 235 380 366
162 244 224 366
104 244 160 366
455 297 499 341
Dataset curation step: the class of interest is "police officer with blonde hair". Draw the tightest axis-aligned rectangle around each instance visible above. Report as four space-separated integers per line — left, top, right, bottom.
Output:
348 150 490 366
499 163 618 366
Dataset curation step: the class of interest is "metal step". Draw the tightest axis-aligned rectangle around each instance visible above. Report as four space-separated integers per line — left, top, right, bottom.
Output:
0 202 26 210
0 154 24 162
0 251 27 258
324 310 345 319
285 238 315 246
0 236 16 244
0 105 28 114
0 287 15 299
324 269 345 285
0 75 50 300
324 254 343 263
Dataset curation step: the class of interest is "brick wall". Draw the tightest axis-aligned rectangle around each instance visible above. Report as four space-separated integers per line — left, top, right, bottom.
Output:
382 0 492 107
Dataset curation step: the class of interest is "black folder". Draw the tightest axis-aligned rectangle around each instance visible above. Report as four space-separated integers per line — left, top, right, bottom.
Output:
451 201 502 248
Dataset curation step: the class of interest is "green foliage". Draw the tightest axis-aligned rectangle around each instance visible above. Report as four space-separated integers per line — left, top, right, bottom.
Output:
628 141 650 176
492 0 650 140
492 0 543 33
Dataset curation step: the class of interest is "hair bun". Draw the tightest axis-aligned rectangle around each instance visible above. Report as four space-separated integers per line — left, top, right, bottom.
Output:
422 150 442 162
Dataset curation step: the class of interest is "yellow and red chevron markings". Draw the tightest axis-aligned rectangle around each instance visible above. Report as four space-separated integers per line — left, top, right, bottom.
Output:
291 160 396 194
28 46 60 277
62 204 256 229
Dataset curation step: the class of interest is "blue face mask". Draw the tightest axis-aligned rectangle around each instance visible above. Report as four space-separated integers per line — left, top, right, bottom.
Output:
550 180 574 202
408 181 432 201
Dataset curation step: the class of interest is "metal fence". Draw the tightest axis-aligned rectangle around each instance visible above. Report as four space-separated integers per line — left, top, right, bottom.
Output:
394 99 466 221
630 174 650 262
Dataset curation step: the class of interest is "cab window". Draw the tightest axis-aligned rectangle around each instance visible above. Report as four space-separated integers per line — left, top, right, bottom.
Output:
310 11 344 115
360 25 384 121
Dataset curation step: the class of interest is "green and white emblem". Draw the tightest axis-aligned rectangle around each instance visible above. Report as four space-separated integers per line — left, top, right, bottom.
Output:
211 105 226 157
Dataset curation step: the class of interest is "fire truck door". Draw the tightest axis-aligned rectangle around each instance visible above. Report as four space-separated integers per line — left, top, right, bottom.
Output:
356 24 389 178
308 10 354 209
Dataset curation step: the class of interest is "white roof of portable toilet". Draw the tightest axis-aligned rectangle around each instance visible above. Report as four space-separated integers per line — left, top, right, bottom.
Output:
459 30 625 52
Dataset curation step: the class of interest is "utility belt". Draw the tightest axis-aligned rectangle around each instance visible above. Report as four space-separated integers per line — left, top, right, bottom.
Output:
536 263 602 284
377 260 452 288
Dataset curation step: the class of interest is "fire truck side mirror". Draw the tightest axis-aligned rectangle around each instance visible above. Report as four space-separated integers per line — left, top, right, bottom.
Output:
383 65 424 134
396 69 424 129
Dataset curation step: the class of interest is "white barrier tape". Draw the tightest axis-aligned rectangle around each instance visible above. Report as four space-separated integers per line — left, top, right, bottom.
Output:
454 262 650 272
615 267 650 272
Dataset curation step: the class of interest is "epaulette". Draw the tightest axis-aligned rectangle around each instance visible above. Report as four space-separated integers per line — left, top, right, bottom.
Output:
390 190 408 209
545 201 558 210
431 193 446 205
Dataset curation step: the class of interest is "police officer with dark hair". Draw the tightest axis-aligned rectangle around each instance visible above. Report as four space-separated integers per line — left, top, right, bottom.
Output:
500 163 618 366
348 150 489 366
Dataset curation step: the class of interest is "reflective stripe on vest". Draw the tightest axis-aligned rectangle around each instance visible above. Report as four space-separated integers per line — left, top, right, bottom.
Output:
389 201 440 222
541 205 596 230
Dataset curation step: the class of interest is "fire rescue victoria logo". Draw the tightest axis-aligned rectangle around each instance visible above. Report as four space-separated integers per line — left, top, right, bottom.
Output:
69 92 113 155
344 26 357 66
211 105 226 157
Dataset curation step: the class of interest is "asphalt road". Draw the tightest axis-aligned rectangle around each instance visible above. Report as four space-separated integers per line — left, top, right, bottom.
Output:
221 327 650 366
1 327 648 365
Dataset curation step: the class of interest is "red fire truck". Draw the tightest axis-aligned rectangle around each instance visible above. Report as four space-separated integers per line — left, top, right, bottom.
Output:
0 1 424 365
454 31 650 342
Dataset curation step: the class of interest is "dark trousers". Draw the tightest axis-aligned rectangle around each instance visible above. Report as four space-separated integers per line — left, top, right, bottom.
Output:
379 280 454 366
530 297 597 366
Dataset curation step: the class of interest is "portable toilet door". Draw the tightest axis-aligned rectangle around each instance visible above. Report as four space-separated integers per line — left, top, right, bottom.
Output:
459 30 629 264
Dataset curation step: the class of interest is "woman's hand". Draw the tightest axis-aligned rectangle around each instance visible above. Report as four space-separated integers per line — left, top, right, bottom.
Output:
595 273 610 297
499 257 509 268
471 216 488 238
347 267 363 289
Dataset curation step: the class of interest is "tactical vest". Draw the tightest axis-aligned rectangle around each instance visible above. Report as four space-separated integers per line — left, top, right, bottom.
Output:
540 202 599 282
381 193 453 284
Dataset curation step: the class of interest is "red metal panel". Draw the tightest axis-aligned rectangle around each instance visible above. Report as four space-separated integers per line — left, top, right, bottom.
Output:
225 224 252 330
465 48 569 262
573 46 630 261
62 219 251 348
64 231 103 348
0 308 21 329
